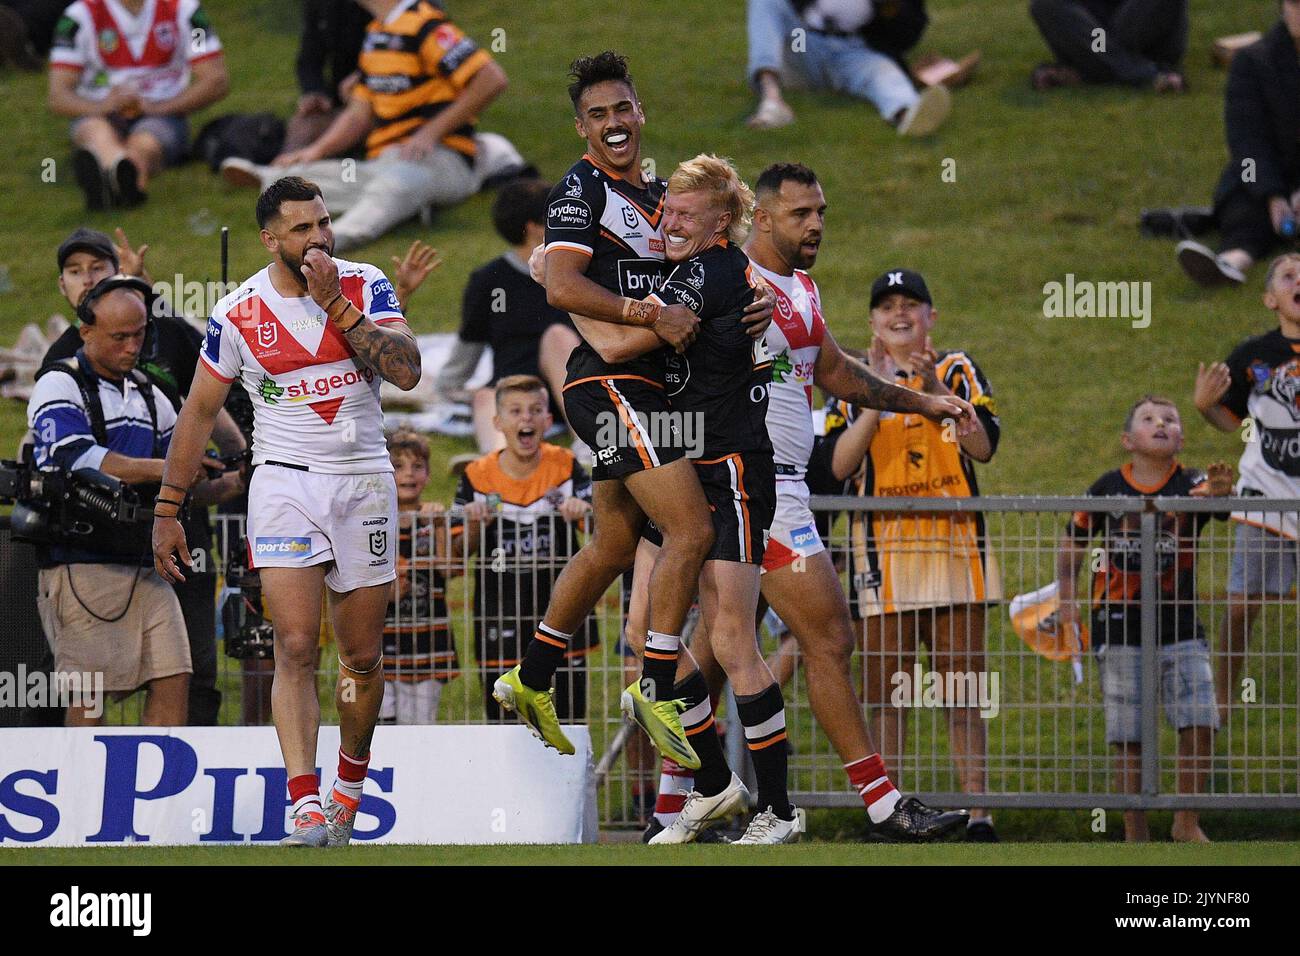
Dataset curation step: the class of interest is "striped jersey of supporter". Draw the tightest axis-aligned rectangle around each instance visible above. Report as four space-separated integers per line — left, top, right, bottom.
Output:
200 258 407 472
353 0 493 161
49 0 223 102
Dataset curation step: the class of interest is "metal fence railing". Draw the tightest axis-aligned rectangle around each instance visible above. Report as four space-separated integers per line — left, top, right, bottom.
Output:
80 497 1300 825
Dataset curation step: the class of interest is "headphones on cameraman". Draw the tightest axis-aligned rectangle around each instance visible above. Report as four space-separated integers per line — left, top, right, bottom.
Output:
76 273 154 327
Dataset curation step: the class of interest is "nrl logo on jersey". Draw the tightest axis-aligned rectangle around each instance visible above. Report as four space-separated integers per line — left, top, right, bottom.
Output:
256 320 278 349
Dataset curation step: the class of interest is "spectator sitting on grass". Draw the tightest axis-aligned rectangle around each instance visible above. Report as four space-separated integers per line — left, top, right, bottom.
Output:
436 179 582 454
1028 0 1188 92
220 0 508 251
285 0 370 153
1177 5 1300 287
47 0 229 210
745 0 951 136
1057 396 1229 843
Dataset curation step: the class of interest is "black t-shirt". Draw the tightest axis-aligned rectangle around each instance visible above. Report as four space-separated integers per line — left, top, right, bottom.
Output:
652 240 770 458
1067 463 1217 648
544 155 669 383
459 253 573 382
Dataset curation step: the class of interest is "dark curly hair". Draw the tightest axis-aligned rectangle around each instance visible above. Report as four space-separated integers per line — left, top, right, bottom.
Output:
567 50 637 110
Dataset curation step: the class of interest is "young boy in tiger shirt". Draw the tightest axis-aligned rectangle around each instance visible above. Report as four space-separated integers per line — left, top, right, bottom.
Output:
1057 396 1231 843
455 376 597 721
382 427 460 725
823 269 1001 840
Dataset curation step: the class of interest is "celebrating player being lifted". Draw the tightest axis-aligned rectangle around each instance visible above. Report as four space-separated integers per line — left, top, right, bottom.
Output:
152 176 421 848
492 52 773 764
587 154 795 842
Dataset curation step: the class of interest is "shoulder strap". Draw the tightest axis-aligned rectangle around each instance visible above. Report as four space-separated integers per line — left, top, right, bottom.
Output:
129 368 161 457
36 355 109 447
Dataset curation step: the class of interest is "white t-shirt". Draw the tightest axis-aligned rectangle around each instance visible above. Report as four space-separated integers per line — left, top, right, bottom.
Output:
49 0 222 104
200 259 406 475
751 262 826 478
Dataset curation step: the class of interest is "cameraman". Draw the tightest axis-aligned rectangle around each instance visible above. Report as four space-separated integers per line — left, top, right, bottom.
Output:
45 227 249 724
28 276 236 726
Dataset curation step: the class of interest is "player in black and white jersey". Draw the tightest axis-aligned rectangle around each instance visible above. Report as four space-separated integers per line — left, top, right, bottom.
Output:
492 53 773 766
597 154 798 843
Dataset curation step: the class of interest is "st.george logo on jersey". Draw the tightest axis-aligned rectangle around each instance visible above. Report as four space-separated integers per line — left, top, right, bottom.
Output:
257 320 278 350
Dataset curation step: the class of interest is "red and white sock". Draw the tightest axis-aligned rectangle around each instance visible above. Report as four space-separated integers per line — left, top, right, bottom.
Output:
845 753 901 824
332 747 369 808
652 758 694 828
288 773 322 819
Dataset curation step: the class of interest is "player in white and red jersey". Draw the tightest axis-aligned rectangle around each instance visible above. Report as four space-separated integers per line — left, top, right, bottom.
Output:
48 0 228 209
688 162 977 840
152 177 422 849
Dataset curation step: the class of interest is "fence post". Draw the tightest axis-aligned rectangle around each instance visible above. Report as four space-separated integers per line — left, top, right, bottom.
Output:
1139 507 1159 801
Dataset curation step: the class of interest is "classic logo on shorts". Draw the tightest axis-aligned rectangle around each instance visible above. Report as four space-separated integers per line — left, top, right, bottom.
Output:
368 530 388 557
548 199 591 230
254 536 312 556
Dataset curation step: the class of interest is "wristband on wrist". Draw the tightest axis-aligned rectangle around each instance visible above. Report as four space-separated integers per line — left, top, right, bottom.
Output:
341 310 366 334
322 291 344 316
621 297 661 327
161 482 188 495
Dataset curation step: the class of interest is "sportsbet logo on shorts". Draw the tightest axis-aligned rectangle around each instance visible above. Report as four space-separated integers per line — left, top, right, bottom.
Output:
254 536 313 558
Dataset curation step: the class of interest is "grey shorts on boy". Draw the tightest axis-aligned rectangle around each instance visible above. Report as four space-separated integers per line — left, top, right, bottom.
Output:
1098 639 1219 745
1228 521 1300 595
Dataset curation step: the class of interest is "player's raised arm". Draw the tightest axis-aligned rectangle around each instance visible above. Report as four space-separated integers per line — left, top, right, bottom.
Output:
301 249 421 390
814 325 976 432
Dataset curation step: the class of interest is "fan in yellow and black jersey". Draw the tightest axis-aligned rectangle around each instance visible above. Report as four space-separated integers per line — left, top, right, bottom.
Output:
822 268 1002 839
352 0 494 161
454 377 598 723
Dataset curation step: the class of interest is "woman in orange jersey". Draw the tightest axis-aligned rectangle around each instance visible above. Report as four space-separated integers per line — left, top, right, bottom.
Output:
823 269 1002 841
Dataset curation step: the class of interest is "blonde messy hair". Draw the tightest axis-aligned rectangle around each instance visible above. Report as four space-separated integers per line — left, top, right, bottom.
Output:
667 153 754 245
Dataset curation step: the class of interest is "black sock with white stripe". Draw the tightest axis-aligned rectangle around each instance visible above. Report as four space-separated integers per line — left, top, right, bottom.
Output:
736 683 793 820
518 623 572 691
640 630 681 703
675 670 731 797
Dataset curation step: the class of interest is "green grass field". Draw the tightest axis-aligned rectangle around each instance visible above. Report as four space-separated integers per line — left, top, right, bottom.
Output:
3 841 1297 866
0 0 1287 498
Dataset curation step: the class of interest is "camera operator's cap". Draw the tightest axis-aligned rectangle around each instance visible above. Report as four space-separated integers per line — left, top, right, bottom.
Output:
57 228 119 272
870 269 932 309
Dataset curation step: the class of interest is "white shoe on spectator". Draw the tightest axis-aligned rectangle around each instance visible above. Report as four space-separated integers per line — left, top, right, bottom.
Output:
732 807 802 845
570 438 594 468
220 157 264 190
648 773 748 844
897 84 951 137
747 97 795 130
1176 240 1246 287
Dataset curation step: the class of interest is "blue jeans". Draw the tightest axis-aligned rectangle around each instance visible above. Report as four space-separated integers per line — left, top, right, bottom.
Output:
746 0 918 120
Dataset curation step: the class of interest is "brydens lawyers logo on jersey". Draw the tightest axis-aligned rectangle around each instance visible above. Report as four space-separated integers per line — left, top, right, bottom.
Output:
548 199 591 230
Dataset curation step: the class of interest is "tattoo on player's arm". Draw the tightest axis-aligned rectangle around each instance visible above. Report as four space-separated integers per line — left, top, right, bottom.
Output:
344 314 422 390
836 354 928 413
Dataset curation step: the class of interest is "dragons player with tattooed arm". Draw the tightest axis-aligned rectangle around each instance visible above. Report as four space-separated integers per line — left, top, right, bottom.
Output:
151 176 422 849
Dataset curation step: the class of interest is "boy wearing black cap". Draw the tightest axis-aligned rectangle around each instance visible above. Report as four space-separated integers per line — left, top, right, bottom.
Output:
823 268 1002 840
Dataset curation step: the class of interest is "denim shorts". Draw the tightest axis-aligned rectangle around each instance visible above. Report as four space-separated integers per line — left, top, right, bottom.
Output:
1097 639 1218 744
1228 521 1299 596
71 114 190 166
